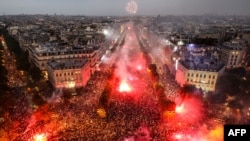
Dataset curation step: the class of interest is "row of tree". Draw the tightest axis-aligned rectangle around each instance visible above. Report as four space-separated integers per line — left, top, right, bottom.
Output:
1 28 43 82
147 64 176 118
0 37 9 94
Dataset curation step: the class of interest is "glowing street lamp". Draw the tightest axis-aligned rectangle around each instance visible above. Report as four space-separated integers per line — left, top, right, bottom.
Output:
103 29 109 36
173 46 178 52
173 57 180 70
165 39 170 45
177 40 184 46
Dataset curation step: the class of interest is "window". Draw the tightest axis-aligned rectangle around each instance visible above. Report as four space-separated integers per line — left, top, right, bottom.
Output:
203 74 206 78
196 74 198 77
188 73 190 77
209 75 211 79
200 74 202 78
212 75 215 79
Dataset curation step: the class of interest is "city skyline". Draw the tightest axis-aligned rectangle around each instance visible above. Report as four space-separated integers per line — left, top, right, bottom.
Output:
1 0 250 16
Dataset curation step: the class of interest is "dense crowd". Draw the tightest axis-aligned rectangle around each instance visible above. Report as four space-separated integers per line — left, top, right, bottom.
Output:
1 59 179 141
1 25 186 141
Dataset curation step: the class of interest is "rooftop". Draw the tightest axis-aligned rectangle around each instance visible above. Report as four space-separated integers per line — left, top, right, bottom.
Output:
47 58 88 70
221 41 245 50
31 43 100 56
180 57 224 72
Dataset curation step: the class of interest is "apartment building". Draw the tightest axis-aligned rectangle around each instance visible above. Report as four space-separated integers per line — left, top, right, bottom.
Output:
220 41 245 68
175 45 224 92
28 43 103 75
47 58 91 88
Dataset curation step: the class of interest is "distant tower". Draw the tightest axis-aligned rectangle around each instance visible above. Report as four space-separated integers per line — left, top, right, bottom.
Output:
219 26 226 44
157 14 160 22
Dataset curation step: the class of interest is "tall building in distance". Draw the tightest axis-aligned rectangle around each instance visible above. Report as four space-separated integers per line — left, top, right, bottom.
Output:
220 40 246 68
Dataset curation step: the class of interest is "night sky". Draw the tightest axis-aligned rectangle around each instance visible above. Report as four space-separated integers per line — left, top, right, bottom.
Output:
1 0 250 16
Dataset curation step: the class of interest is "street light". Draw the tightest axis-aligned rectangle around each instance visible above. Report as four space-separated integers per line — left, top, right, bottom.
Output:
173 57 180 70
177 40 184 46
165 39 170 46
103 29 109 36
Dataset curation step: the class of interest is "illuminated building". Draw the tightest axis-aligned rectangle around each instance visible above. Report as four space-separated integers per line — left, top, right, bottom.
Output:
175 45 225 92
28 42 103 75
47 58 91 88
220 41 246 68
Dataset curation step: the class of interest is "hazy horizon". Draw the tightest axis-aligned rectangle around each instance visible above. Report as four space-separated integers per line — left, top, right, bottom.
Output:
1 0 250 16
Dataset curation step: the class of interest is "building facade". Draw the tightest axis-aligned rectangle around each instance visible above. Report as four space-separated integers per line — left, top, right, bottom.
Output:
47 58 91 89
175 45 224 92
220 41 245 68
28 43 103 76
176 62 224 92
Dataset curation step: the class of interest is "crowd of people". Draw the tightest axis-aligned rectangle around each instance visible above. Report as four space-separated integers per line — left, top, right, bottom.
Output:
1 25 221 141
4 67 171 140
1 41 26 88
1 25 184 141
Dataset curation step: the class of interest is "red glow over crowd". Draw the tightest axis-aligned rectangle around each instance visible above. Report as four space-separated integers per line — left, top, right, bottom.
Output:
7 24 226 141
172 95 204 125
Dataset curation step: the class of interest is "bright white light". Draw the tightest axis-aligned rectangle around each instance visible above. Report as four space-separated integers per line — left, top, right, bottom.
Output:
175 59 179 70
101 55 106 61
174 46 178 52
165 39 170 45
103 29 109 36
33 133 47 141
177 40 184 46
175 134 183 140
189 43 194 47
176 104 184 113
119 81 132 92
136 65 142 70
68 81 75 88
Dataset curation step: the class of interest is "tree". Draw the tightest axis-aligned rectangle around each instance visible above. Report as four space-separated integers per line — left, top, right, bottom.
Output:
179 84 200 99
28 63 43 81
90 24 97 29
215 73 240 95
32 93 46 106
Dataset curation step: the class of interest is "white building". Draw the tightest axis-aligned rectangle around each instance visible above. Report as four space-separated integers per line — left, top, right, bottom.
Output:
176 62 224 92
175 45 225 92
28 43 104 76
47 58 91 88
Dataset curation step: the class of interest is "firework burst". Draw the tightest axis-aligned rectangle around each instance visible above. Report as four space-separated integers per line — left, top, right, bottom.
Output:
125 0 138 14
